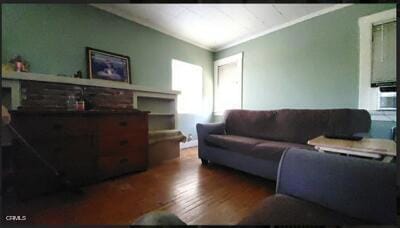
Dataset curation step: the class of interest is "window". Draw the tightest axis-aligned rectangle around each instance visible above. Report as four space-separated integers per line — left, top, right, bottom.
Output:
371 21 396 86
172 59 203 114
214 53 243 114
358 9 396 111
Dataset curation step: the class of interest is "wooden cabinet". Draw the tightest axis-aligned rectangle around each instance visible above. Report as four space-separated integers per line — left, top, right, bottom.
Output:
10 110 148 199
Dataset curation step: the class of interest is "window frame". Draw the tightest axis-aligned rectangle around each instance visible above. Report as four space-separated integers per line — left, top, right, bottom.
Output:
213 52 243 116
358 9 396 112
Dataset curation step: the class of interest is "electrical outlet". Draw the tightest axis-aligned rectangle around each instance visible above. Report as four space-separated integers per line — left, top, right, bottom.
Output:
187 134 193 142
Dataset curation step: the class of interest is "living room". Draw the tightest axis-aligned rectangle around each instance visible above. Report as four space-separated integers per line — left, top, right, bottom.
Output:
1 2 397 226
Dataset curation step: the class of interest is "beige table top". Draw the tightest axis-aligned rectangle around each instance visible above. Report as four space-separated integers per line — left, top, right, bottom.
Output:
308 136 396 156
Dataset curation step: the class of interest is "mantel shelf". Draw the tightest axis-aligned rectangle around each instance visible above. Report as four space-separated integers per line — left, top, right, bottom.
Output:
149 113 175 116
2 71 180 95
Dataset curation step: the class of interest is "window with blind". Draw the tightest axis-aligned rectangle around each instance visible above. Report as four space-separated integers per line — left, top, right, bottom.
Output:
371 21 396 87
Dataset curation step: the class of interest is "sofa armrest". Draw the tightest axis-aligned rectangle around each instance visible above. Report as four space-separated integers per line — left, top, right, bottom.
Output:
276 148 396 225
196 122 225 158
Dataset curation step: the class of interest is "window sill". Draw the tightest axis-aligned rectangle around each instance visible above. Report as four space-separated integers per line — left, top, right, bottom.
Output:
368 110 396 122
213 112 224 116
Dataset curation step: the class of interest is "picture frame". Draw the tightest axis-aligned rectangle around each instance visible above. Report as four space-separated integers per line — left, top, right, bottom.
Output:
87 47 131 83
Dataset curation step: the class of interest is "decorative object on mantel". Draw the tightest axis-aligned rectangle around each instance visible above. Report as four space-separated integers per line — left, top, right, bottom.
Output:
77 86 94 111
2 63 14 74
75 99 85 111
87 47 131 84
66 95 76 111
74 70 83 78
9 55 29 72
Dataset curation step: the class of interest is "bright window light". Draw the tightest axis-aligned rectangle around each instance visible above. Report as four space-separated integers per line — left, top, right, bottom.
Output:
214 53 243 114
172 59 203 114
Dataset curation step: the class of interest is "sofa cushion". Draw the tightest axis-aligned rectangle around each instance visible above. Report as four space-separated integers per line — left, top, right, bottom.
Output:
224 109 371 144
238 194 368 225
205 134 314 161
205 134 264 154
252 141 314 161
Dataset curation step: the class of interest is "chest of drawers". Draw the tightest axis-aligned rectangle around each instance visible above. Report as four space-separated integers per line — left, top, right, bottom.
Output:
10 110 148 199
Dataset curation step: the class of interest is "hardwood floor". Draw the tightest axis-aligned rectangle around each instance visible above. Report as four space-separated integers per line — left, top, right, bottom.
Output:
3 147 275 225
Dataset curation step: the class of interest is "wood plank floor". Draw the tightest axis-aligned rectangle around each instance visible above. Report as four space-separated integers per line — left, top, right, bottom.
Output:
3 147 275 225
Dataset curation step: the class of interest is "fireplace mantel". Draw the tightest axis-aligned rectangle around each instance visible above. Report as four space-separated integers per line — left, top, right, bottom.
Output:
2 71 179 95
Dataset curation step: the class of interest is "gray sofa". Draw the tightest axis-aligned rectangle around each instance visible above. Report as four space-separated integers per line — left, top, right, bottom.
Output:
239 148 397 225
133 147 396 225
197 109 371 180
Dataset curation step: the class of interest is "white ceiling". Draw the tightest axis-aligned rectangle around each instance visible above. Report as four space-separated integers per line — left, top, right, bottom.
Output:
92 4 349 51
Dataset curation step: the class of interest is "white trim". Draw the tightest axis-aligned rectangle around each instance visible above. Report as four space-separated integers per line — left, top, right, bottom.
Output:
382 156 394 163
91 4 213 51
358 9 396 111
2 79 21 110
216 4 352 51
180 139 198 149
369 110 396 122
213 52 243 115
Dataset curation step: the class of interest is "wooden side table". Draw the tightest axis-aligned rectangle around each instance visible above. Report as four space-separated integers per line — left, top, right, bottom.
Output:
308 136 396 163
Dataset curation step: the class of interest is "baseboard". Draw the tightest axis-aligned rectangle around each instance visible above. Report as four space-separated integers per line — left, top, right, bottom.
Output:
180 140 198 150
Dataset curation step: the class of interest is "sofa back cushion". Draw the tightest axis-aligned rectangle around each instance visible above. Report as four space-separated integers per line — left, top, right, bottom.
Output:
224 109 371 144
276 148 396 224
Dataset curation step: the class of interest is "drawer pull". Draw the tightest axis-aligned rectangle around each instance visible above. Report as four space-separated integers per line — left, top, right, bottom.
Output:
120 140 129 146
120 158 128 164
119 121 128 127
53 124 63 130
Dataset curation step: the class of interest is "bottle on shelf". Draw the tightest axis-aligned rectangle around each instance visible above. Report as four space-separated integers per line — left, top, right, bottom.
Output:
66 95 76 111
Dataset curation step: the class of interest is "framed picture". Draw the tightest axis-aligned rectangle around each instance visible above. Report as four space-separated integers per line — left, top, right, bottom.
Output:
87 47 131 83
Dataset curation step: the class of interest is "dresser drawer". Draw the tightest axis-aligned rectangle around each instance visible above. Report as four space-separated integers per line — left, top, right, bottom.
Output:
12 116 92 140
96 115 147 137
97 152 147 180
98 132 147 156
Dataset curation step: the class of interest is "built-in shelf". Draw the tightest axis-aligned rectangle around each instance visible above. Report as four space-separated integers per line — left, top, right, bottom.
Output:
2 71 180 133
134 91 177 131
149 113 175 116
2 71 180 95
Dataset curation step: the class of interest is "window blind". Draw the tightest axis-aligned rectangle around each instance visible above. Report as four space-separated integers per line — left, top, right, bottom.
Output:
371 21 396 86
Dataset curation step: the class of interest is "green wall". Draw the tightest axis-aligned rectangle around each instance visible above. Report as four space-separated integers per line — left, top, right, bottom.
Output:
3 4 396 141
214 4 396 139
2 4 214 140
214 4 395 110
370 120 396 139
